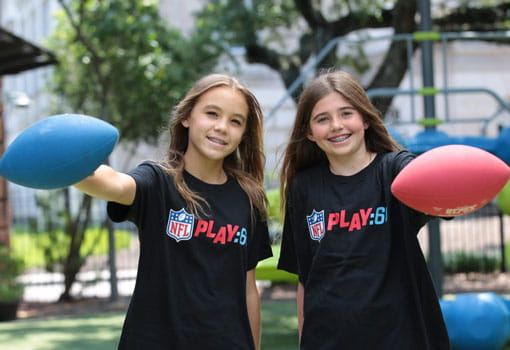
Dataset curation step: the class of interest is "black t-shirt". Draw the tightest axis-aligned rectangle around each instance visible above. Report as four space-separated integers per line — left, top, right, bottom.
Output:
108 161 272 350
278 151 450 350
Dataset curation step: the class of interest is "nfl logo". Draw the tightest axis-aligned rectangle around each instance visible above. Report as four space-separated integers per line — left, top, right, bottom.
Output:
166 208 194 242
307 209 325 241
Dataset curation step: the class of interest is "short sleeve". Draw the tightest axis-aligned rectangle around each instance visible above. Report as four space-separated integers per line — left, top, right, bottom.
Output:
107 161 160 224
277 205 299 274
277 174 317 285
389 151 435 228
390 150 416 177
246 212 273 271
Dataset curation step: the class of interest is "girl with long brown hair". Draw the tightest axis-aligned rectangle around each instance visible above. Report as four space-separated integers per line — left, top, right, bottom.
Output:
76 73 272 350
277 70 450 349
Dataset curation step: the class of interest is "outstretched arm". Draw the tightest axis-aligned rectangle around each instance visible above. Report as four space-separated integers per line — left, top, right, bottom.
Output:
74 165 136 205
246 269 261 350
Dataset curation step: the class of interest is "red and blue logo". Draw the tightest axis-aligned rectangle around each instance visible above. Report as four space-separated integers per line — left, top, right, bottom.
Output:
166 208 195 242
307 209 325 241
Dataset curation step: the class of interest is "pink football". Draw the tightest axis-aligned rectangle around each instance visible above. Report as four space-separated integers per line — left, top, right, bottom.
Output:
391 145 510 216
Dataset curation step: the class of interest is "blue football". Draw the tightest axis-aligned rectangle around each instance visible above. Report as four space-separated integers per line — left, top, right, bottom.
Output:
0 114 119 189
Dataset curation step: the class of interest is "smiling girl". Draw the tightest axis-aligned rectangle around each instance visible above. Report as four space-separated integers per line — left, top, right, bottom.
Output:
75 74 272 350
277 70 450 349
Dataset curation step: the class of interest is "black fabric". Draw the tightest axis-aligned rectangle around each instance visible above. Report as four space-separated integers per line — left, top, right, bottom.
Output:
108 161 272 350
278 151 450 349
0 27 58 75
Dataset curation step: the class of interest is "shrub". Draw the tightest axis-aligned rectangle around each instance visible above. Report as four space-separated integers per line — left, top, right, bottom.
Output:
443 251 499 274
0 246 25 302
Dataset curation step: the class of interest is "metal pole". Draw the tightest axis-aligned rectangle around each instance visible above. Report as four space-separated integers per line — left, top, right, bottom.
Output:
418 0 443 297
0 79 11 247
499 210 506 272
107 218 119 301
418 0 436 125
104 156 118 301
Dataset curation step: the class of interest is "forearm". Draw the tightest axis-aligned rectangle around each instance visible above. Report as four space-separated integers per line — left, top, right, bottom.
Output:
74 165 135 205
246 269 261 350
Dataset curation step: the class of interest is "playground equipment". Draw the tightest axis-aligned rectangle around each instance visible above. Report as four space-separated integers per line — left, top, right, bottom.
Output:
498 181 510 216
440 293 510 350
393 126 510 164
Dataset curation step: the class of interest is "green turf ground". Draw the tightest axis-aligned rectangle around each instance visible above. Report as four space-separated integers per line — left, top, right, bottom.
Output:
0 299 298 350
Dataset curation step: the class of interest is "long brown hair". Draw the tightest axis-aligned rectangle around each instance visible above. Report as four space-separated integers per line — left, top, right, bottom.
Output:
280 70 401 209
161 73 267 219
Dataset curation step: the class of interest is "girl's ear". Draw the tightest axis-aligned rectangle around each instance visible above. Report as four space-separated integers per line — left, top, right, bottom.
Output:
181 118 190 128
307 130 316 142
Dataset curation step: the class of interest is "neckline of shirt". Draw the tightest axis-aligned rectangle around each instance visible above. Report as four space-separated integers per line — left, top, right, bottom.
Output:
324 153 381 182
183 169 234 192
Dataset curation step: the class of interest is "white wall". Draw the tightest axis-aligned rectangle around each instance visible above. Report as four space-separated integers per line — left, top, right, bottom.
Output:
1 0 61 223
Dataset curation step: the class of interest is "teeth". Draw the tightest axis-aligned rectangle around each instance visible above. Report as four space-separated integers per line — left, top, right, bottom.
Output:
329 135 349 142
208 137 227 145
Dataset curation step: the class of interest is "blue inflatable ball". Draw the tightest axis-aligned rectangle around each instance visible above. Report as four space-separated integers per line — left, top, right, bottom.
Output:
440 293 510 350
495 127 510 166
387 127 407 148
405 129 452 155
456 136 497 155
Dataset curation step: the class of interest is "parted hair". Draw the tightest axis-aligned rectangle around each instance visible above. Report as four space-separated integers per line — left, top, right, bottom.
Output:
161 73 268 220
280 70 401 209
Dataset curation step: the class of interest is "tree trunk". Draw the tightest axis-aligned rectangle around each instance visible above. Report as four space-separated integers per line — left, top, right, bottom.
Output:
0 80 11 247
59 192 92 301
367 0 417 116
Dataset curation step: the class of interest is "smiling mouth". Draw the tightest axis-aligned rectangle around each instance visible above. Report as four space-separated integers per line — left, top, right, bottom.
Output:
328 134 350 143
207 136 228 146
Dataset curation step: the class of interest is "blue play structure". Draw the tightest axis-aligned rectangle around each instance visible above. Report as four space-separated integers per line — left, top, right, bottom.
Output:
370 85 510 165
388 127 510 165
440 293 510 350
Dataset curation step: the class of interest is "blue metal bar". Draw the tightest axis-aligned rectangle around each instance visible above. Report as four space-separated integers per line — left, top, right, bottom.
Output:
441 36 450 121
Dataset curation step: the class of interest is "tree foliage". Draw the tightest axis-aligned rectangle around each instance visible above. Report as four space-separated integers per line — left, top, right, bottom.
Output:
48 0 223 143
195 0 510 113
44 0 223 301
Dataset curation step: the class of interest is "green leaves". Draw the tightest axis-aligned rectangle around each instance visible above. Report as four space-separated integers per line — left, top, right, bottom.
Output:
0 246 25 302
47 0 223 144
195 0 299 48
